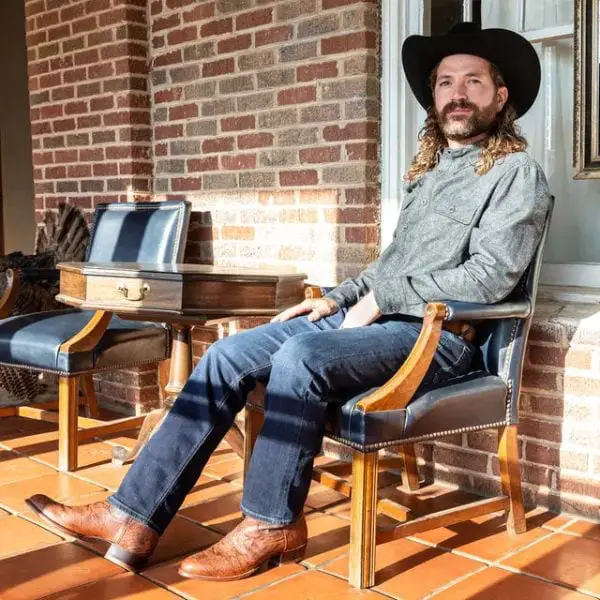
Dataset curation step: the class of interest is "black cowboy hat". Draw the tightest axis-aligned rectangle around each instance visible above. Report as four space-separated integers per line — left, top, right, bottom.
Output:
402 22 541 118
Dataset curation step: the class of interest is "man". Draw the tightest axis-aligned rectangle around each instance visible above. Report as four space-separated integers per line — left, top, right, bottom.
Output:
26 23 550 581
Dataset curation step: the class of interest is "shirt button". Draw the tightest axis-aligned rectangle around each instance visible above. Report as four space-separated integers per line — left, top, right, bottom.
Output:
401 224 408 231
447 206 456 213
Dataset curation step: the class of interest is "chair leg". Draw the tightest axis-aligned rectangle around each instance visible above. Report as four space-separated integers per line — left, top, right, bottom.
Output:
498 425 526 536
398 443 420 491
80 374 100 418
349 451 379 589
243 407 264 482
58 377 79 472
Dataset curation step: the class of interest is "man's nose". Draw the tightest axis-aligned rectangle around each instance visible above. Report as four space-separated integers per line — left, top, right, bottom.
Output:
452 82 468 100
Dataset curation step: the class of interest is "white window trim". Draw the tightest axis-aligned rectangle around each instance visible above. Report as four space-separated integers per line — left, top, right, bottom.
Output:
380 0 401 249
520 25 574 43
380 0 423 248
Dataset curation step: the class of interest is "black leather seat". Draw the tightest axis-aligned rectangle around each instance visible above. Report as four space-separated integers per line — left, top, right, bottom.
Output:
0 201 191 471
325 371 508 449
0 309 169 374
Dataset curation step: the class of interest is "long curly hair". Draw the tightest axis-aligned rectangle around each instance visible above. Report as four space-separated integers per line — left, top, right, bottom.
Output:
404 63 528 182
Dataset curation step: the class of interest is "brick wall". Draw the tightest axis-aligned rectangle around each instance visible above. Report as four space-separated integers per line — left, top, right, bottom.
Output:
24 0 152 221
150 0 381 284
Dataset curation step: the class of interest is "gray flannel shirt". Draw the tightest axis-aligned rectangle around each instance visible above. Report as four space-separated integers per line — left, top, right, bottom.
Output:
325 144 551 317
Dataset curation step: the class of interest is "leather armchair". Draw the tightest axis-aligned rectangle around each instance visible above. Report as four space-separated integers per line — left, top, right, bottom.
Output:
245 198 554 588
0 201 191 472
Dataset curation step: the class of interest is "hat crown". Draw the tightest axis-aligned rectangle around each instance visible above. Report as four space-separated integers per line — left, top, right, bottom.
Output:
447 21 481 36
401 22 541 118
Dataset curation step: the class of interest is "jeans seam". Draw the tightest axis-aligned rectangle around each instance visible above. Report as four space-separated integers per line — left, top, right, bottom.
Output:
260 382 314 523
120 360 272 530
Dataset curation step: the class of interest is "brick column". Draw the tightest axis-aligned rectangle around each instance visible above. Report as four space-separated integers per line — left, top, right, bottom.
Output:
24 0 152 219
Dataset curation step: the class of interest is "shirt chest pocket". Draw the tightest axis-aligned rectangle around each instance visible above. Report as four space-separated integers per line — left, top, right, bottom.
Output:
433 197 480 226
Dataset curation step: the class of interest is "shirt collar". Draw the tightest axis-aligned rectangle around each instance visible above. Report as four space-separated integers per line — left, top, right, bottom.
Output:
403 143 484 192
436 143 482 171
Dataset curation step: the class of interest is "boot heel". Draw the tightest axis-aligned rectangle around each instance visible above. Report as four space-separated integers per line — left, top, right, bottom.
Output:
105 544 148 572
277 544 307 564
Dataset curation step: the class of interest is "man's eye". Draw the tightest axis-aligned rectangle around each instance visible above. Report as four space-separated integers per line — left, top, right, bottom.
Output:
468 79 481 84
438 81 450 87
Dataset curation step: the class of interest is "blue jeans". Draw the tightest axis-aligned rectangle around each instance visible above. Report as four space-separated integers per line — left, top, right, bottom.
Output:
108 311 475 534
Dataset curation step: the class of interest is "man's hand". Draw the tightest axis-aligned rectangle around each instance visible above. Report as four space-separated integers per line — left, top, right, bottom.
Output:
340 290 382 329
271 297 340 323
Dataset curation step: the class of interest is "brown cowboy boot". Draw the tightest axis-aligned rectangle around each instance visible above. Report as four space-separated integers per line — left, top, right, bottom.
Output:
26 494 159 571
178 514 307 581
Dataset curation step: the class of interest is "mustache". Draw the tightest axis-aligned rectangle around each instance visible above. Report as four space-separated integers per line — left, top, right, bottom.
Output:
441 100 478 118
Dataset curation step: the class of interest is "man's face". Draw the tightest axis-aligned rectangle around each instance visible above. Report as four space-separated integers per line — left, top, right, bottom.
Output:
433 54 508 142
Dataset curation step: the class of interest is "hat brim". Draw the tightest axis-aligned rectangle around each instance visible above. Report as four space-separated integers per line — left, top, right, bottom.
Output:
401 28 541 118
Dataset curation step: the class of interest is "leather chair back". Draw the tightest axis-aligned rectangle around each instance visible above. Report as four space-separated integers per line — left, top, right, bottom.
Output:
86 201 191 263
476 196 555 424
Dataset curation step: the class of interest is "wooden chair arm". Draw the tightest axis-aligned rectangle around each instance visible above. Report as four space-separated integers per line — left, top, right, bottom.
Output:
59 310 113 354
356 302 447 413
0 269 20 319
304 284 324 299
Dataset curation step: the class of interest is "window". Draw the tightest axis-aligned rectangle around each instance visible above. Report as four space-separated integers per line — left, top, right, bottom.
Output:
428 0 481 35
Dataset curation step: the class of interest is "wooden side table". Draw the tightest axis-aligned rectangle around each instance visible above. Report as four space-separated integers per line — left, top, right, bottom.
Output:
57 261 307 463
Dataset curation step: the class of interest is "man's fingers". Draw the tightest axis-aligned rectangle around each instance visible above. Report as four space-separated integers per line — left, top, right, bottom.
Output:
307 304 332 322
271 301 312 323
271 308 294 323
307 308 322 322
272 299 338 324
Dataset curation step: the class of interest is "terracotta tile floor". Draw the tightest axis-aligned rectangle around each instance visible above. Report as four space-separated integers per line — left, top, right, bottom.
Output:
1 417 600 599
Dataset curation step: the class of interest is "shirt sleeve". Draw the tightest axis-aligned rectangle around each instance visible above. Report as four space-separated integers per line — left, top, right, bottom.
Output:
323 261 377 308
373 161 551 315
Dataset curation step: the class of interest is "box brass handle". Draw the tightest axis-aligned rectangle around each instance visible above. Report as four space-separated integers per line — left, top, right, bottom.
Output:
116 281 150 301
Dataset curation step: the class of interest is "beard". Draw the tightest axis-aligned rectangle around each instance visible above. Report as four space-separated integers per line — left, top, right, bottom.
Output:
436 99 499 141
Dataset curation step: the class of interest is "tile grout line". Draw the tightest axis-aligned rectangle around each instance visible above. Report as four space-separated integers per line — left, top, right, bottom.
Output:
141 559 311 600
424 564 490 599
234 567 314 600
399 521 596 598
37 571 191 600
489 561 600 599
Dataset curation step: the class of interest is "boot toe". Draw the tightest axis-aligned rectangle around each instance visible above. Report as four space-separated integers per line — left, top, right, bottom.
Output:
25 494 55 517
178 553 213 579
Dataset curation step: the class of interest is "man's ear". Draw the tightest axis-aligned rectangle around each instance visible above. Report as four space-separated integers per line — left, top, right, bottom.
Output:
497 85 509 112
